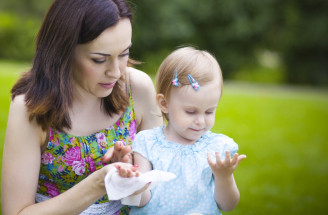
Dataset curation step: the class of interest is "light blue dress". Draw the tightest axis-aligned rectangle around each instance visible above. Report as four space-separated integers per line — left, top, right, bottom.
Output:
130 126 238 215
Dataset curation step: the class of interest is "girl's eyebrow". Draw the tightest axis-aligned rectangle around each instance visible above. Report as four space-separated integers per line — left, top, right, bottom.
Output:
90 43 132 56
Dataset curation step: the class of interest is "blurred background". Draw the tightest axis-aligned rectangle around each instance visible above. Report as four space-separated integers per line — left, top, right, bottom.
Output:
0 0 328 85
0 0 327 214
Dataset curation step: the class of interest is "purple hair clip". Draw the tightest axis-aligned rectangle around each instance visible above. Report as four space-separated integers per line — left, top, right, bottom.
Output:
188 74 200 91
172 69 179 87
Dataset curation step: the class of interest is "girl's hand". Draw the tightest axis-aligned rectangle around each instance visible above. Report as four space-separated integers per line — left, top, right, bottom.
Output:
102 141 133 164
114 163 140 178
207 151 246 178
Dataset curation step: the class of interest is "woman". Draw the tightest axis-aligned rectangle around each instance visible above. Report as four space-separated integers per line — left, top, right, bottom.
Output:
1 0 162 214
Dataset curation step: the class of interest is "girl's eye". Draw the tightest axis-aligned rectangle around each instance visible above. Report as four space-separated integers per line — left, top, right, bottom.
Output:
206 111 214 115
186 111 195 115
92 59 105 64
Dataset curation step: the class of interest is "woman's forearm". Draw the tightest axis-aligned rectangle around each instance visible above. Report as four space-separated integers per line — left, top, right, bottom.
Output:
17 165 113 215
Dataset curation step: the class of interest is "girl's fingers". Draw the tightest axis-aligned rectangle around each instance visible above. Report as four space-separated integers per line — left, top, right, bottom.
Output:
207 153 215 167
231 153 239 166
236 154 247 166
225 151 230 161
215 152 222 164
114 141 123 151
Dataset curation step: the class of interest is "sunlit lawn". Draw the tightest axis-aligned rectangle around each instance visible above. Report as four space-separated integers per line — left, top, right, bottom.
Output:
0 60 327 214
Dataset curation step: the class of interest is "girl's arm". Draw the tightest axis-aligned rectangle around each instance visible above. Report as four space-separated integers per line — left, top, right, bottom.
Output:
133 152 152 207
207 151 246 211
1 95 115 215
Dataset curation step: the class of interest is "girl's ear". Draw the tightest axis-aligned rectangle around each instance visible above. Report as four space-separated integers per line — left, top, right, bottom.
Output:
156 94 168 113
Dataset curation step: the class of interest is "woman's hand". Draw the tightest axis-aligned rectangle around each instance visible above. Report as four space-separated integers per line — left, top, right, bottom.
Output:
207 151 246 178
102 141 133 164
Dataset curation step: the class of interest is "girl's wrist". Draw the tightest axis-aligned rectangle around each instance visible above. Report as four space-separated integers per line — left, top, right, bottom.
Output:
214 172 234 182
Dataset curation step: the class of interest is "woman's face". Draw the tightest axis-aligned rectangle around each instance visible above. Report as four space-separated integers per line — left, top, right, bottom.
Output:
71 18 132 99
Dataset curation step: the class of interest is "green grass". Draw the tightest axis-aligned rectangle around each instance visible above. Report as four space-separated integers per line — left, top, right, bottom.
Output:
215 82 328 214
0 60 327 214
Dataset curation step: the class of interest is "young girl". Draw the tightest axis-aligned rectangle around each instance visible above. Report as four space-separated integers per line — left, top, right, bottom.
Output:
129 47 246 215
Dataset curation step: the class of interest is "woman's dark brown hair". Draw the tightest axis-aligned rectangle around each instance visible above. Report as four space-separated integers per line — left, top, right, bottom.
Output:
11 0 133 131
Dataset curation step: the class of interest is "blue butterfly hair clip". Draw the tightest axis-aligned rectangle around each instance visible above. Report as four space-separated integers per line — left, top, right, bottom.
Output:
187 74 200 91
172 69 179 87
172 69 200 91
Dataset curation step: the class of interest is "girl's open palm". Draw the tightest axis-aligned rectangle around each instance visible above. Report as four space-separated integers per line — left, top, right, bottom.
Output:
207 151 246 178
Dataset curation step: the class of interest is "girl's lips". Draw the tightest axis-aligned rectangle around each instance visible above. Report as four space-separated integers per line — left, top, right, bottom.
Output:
190 128 204 132
99 82 116 89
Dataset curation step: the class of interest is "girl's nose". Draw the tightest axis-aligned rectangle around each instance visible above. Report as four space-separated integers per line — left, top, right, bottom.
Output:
195 114 205 125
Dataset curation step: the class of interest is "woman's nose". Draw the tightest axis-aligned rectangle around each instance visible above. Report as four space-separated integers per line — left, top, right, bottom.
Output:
105 59 120 78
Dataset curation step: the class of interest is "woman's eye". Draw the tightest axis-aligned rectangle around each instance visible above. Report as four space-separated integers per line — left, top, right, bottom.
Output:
119 52 129 57
186 111 195 114
92 59 105 64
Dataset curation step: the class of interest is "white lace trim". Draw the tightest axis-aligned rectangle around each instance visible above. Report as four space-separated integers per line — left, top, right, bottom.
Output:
35 193 123 215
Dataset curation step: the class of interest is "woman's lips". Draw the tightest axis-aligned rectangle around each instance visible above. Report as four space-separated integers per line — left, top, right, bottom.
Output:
99 82 116 89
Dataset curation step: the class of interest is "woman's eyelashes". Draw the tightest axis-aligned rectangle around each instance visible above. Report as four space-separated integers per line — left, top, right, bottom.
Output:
119 52 129 57
92 52 129 64
92 58 106 64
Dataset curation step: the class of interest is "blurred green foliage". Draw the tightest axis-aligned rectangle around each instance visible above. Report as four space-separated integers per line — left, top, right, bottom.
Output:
0 0 327 85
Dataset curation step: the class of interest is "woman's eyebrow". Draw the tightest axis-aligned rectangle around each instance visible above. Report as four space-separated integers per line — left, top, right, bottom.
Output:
91 43 132 56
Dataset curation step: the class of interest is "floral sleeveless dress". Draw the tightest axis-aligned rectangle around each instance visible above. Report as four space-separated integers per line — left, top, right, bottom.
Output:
36 92 136 215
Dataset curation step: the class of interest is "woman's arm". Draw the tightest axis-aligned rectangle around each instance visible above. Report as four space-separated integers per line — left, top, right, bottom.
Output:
1 95 115 215
128 67 163 131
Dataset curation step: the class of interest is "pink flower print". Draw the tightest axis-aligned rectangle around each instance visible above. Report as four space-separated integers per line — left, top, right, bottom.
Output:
53 138 59 146
49 127 54 141
57 156 63 163
86 156 96 172
41 152 54 165
70 137 78 146
120 121 125 130
72 159 86 176
192 82 200 90
44 182 59 197
64 146 81 166
129 119 137 141
58 165 65 172
96 133 107 148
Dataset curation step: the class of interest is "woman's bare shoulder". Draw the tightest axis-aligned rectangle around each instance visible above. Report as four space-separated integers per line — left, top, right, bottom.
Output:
9 94 46 145
127 67 153 88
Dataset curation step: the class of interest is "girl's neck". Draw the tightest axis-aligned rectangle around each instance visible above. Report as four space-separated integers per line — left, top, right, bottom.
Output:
163 125 197 146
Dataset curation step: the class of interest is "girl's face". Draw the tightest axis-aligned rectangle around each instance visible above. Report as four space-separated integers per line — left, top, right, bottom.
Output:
71 18 132 99
162 79 222 145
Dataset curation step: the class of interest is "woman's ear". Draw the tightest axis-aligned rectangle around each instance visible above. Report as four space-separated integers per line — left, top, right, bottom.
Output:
156 94 168 113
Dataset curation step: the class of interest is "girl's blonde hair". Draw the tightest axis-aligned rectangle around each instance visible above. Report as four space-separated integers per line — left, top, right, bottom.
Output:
155 46 223 121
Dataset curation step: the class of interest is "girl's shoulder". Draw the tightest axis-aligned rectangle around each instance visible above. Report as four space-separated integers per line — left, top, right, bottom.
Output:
204 131 239 155
135 126 162 140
